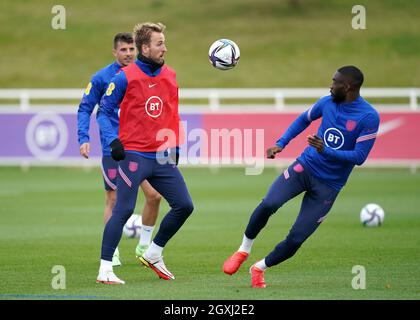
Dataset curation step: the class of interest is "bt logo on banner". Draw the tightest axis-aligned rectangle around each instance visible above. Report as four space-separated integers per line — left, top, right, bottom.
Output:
323 128 344 150
35 124 58 147
25 113 68 160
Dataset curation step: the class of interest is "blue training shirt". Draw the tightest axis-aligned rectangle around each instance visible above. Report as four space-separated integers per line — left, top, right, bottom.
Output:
276 95 380 191
77 61 122 155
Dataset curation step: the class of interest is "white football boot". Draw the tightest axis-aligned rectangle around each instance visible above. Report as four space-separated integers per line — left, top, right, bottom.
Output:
96 269 125 285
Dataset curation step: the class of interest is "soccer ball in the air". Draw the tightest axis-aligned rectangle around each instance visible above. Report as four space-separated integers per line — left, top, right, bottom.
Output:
360 203 385 227
208 39 240 70
123 214 142 238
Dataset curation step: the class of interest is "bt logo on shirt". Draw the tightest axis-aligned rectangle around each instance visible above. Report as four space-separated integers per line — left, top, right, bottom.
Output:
323 128 344 149
145 96 163 118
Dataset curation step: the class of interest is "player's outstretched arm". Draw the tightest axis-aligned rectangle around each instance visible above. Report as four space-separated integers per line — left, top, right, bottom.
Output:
276 97 324 150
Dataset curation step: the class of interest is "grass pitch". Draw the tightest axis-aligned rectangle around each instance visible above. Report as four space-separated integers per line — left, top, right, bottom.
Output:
0 166 419 300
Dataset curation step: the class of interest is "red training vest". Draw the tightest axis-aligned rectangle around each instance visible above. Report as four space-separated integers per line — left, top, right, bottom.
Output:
119 64 184 152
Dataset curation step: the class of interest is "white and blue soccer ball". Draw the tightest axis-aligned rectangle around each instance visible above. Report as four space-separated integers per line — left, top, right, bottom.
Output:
208 39 240 70
123 214 142 238
360 203 385 227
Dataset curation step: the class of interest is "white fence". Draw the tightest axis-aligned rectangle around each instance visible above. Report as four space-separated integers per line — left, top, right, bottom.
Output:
0 88 419 111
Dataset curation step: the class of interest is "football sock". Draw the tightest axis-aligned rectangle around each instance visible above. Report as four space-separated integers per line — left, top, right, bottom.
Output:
238 234 254 253
255 259 267 271
100 259 113 272
139 225 155 246
146 241 164 259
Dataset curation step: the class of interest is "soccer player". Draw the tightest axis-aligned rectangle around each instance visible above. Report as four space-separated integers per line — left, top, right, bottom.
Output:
77 33 162 267
223 66 380 288
95 22 194 285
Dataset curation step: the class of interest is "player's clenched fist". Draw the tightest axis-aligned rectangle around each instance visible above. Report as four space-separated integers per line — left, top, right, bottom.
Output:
307 134 324 153
110 138 125 161
266 146 283 159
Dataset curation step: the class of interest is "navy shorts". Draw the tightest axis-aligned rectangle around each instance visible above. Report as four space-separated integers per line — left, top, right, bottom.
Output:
101 156 118 191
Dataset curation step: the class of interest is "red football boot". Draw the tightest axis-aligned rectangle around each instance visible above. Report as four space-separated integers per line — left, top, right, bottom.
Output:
250 264 266 288
223 251 249 275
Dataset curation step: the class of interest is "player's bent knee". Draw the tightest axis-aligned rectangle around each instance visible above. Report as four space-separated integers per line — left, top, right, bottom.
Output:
260 199 281 215
113 205 135 220
179 199 194 216
284 235 305 249
146 192 162 205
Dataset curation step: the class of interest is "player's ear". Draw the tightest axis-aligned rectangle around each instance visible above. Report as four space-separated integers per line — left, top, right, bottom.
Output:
141 43 149 56
345 82 352 92
112 48 117 58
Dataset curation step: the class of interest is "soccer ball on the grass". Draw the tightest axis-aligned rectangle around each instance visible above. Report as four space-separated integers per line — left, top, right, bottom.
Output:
208 39 240 70
360 203 385 227
123 214 142 238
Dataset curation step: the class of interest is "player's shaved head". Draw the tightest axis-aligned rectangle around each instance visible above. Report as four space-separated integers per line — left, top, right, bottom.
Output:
330 66 364 103
337 65 364 90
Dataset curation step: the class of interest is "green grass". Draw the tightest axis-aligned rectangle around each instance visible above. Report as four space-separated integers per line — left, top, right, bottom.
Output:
0 167 419 300
0 0 419 88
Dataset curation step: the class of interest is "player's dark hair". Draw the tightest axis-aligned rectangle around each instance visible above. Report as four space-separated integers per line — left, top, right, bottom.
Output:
337 65 364 89
113 32 134 49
